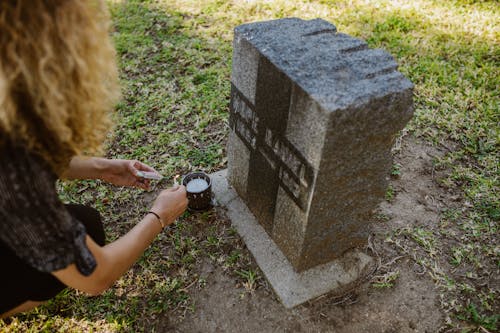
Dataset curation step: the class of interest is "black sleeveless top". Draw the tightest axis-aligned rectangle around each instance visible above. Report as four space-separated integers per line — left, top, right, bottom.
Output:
0 142 96 276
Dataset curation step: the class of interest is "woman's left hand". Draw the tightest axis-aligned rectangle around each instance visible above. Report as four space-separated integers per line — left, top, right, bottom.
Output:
100 159 160 190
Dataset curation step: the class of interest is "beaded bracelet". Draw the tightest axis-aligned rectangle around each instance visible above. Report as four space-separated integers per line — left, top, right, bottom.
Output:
147 211 165 229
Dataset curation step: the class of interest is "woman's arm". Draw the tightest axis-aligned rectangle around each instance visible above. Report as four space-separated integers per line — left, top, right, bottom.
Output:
53 214 161 295
52 185 187 295
61 156 108 180
61 156 160 190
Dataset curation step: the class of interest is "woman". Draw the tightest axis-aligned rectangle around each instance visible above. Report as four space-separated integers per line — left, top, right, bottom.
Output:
0 0 188 317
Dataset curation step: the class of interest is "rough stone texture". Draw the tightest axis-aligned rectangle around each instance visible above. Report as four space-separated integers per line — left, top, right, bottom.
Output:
228 18 413 272
211 170 374 308
226 131 250 200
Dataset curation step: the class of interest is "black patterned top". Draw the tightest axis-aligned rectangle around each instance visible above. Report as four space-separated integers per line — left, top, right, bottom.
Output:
0 141 96 276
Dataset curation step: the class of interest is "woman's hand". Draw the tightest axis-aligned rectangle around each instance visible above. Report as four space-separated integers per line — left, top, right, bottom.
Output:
99 159 161 190
150 185 188 226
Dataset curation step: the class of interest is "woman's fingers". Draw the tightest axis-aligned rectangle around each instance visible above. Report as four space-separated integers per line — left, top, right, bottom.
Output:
129 161 161 184
133 161 158 173
135 177 150 190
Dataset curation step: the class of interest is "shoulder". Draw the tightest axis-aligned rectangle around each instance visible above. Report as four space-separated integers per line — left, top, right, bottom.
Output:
0 140 96 275
0 140 57 183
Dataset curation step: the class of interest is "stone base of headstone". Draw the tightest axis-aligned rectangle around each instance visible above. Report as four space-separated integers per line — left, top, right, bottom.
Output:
211 169 374 308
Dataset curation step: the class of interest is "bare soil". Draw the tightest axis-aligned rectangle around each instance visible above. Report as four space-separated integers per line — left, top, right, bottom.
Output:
154 136 455 332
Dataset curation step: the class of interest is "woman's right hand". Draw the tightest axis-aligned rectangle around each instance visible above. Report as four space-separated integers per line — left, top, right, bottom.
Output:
53 186 187 297
150 185 188 226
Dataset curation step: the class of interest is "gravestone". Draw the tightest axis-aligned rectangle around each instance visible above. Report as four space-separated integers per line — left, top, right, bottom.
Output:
227 18 413 272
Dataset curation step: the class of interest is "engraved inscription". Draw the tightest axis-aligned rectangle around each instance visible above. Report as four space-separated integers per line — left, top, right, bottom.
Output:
258 146 279 170
230 85 315 210
264 127 314 209
235 116 257 149
230 88 258 151
264 128 309 187
232 91 259 132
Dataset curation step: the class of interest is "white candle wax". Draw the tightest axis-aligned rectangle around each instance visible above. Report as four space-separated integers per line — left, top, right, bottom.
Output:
186 178 209 193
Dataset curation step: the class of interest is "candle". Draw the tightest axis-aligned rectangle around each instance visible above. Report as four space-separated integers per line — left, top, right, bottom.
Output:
186 178 209 193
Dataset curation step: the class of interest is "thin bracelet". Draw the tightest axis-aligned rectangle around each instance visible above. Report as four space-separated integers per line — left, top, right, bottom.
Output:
147 211 165 229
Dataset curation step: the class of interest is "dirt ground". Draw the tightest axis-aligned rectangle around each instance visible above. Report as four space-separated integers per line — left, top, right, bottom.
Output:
155 136 453 333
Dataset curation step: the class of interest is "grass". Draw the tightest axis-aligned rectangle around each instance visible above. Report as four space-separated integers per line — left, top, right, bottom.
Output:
372 270 400 289
1 0 498 331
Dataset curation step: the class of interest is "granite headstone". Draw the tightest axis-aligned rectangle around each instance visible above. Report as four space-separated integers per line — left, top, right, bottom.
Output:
227 18 414 272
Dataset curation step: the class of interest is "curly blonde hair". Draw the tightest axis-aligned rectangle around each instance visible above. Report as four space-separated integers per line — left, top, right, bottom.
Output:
0 0 120 174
